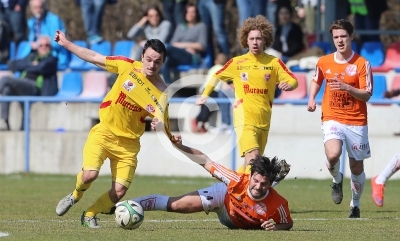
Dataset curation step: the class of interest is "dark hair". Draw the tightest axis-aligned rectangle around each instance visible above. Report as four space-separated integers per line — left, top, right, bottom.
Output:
144 5 164 22
184 3 201 23
142 39 167 61
329 19 354 35
275 4 293 25
249 156 281 183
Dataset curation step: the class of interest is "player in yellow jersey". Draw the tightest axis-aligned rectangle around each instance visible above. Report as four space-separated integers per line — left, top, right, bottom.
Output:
196 15 298 181
53 30 174 228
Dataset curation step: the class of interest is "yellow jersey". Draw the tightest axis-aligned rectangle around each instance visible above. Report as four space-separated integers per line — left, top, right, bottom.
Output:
99 56 170 139
202 52 298 130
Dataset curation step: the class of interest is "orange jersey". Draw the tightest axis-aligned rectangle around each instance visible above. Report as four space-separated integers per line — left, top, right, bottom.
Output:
99 56 170 139
312 52 373 125
210 163 292 229
202 52 298 130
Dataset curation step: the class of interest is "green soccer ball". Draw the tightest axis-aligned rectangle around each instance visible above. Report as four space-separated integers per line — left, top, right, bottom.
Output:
114 200 144 230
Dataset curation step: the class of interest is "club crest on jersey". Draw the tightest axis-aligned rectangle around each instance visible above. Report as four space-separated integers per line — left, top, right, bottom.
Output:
146 104 155 113
122 80 135 92
254 202 267 215
264 74 270 81
240 72 248 81
345 64 357 76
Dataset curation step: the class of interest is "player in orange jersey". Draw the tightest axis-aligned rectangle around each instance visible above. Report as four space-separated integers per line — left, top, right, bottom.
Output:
307 19 373 218
118 136 293 231
196 15 298 178
54 30 174 228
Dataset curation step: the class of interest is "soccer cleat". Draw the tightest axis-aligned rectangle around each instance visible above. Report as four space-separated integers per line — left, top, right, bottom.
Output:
56 193 78 216
371 176 385 207
348 206 360 218
81 211 100 228
330 173 343 204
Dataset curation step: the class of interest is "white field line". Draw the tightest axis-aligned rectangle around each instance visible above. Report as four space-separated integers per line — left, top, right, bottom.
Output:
0 232 9 237
1 217 397 223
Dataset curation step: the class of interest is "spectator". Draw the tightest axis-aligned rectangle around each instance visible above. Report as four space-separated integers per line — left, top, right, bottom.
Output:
159 0 187 31
27 0 68 69
235 0 265 27
348 0 388 45
265 0 291 28
75 0 116 45
197 0 230 57
192 53 228 133
0 0 27 49
0 35 58 131
127 5 171 60
270 4 304 62
160 4 207 84
296 0 325 35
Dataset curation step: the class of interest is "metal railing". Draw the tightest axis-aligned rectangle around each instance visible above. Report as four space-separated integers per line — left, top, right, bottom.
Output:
1 96 398 174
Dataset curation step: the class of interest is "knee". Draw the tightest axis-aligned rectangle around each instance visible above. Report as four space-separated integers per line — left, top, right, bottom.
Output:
81 170 99 183
109 185 128 202
325 150 341 164
350 163 364 175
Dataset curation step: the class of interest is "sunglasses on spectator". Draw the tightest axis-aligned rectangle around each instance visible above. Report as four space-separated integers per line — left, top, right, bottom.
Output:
39 43 50 47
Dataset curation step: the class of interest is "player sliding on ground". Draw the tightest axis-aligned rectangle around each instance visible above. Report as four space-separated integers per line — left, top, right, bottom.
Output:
115 118 293 231
53 30 174 228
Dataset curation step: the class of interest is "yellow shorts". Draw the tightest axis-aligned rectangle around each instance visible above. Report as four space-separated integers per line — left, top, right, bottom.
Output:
235 125 269 157
82 123 139 188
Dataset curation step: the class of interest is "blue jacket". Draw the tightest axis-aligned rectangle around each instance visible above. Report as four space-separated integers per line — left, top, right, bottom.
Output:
9 52 59 96
27 11 69 70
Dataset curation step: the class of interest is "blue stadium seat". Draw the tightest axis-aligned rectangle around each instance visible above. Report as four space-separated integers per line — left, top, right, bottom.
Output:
69 40 89 71
9 41 16 60
56 71 83 97
315 80 325 103
370 74 387 101
84 41 112 70
360 41 384 67
352 41 358 54
311 41 332 54
113 40 134 56
16 40 30 60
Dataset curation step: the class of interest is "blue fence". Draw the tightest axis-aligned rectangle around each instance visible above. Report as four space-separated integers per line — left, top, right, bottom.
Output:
1 96 399 174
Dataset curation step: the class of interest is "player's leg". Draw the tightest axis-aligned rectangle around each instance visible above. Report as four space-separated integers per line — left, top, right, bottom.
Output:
371 151 400 207
322 120 345 204
345 124 370 218
83 138 139 228
235 125 260 174
56 125 107 216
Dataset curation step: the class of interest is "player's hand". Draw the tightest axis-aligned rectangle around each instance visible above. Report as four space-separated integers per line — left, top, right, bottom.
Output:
277 82 293 91
151 117 164 131
260 219 275 231
196 96 207 106
307 98 316 112
172 134 182 146
327 78 349 91
54 30 68 47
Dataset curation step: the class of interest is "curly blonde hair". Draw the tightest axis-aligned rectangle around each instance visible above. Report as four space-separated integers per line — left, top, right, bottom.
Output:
238 15 274 50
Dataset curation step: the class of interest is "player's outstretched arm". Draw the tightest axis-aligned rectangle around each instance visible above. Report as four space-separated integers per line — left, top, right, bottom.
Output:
173 144 214 172
54 30 106 70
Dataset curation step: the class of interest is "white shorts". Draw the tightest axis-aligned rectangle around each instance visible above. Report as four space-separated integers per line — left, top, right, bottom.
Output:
321 120 371 160
197 182 236 229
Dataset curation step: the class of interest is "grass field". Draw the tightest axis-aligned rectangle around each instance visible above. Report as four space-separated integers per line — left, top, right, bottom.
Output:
1 174 400 241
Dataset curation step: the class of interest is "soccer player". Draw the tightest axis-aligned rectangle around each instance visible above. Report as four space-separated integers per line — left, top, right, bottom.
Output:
196 15 298 177
119 129 293 231
307 19 373 218
53 30 173 228
371 151 400 207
